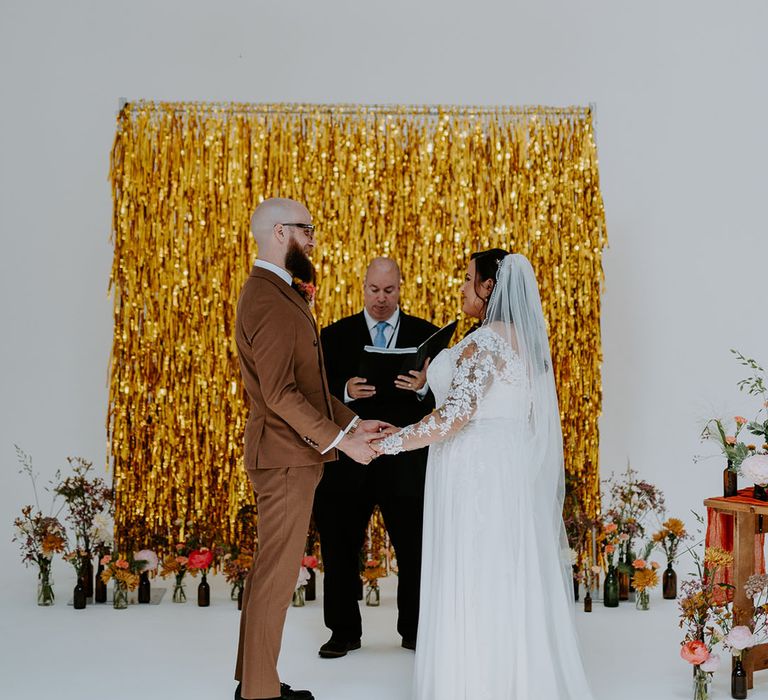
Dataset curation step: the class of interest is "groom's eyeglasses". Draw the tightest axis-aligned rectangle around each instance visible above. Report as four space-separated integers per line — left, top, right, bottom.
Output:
281 223 316 239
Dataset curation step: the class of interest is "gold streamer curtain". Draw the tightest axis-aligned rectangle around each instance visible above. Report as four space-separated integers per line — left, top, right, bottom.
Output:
108 102 607 552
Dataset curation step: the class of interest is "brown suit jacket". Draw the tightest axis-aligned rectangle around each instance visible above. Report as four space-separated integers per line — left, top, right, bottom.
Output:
235 266 356 469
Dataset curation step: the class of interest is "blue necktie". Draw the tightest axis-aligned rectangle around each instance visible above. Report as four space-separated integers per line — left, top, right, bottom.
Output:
373 321 389 348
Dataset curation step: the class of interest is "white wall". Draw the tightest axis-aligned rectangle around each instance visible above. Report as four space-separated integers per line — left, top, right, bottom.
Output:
2 0 767 589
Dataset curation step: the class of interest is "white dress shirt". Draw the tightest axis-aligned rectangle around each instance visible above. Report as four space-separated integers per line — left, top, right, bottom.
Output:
253 258 355 454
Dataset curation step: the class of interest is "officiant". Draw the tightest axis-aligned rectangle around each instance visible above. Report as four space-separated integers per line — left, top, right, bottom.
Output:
314 257 438 658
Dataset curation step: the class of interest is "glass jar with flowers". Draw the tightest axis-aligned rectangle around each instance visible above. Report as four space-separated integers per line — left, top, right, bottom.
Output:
99 552 142 609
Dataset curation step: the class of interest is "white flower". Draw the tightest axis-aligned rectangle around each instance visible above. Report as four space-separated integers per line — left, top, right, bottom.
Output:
134 549 159 572
569 548 579 566
296 566 310 589
90 512 114 546
741 454 768 486
701 654 720 672
725 626 756 651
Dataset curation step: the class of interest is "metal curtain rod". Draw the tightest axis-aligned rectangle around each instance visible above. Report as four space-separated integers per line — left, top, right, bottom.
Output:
117 98 593 118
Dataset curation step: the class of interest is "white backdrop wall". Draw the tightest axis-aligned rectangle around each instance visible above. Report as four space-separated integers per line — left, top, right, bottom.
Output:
1 0 767 589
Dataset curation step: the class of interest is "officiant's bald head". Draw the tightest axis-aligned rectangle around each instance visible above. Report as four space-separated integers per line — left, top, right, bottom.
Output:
364 257 401 321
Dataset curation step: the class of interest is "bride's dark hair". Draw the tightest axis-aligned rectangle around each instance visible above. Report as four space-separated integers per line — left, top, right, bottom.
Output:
464 247 510 336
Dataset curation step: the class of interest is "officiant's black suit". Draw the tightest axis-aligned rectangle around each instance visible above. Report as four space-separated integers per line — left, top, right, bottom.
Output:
315 310 438 646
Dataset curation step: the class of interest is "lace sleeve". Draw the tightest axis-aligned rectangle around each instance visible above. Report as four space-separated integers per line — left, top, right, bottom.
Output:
378 332 509 455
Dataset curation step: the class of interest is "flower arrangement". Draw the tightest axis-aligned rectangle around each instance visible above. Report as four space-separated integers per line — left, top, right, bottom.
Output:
600 522 620 568
222 547 254 601
159 523 204 603
188 547 213 575
99 553 142 591
293 565 311 607
631 555 661 610
652 518 690 565
698 352 768 478
741 454 768 487
53 457 113 557
12 447 68 606
604 463 665 571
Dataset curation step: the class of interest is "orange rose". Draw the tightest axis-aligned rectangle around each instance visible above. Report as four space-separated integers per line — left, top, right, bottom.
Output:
605 544 615 554
680 640 709 665
633 559 646 569
604 523 618 533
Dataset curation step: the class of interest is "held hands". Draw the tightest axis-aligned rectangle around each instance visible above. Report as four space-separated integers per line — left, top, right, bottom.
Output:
394 358 430 392
346 377 376 400
338 419 398 465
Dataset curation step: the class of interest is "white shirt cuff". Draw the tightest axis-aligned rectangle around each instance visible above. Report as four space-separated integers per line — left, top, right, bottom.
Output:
320 417 359 455
343 382 353 404
416 383 429 399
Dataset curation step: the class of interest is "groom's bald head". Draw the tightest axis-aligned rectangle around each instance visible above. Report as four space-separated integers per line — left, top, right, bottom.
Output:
250 198 311 247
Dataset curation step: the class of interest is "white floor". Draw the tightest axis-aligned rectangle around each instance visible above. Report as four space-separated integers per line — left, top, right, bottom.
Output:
1 572 766 700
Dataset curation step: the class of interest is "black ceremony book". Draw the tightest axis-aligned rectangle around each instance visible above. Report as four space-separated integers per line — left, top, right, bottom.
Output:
358 320 458 395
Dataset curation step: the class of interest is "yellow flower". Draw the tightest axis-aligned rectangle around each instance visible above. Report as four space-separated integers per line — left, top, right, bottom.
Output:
632 568 659 591
704 547 734 571
652 531 665 543
42 533 66 555
663 518 687 538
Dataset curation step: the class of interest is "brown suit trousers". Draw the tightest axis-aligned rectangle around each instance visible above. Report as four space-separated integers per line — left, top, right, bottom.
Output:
234 265 356 698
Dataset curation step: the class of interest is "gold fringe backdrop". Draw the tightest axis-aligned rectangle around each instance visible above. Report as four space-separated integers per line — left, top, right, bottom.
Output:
108 102 607 554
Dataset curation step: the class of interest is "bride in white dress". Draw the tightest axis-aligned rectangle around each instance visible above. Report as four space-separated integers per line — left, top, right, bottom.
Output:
375 251 594 700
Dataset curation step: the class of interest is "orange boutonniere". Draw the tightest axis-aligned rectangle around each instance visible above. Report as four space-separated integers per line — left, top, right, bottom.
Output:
292 278 316 307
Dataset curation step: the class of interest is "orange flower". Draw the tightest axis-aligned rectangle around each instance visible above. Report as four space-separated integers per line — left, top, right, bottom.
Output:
115 559 129 569
681 640 709 665
632 568 659 591
633 559 646 569
41 533 65 555
605 544 615 554
735 416 748 425
664 518 687 538
100 554 112 565
604 523 618 533
651 561 661 569
725 436 737 445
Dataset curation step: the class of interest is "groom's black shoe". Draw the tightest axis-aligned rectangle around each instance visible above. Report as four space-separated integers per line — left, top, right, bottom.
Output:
235 682 314 700
401 638 417 651
318 636 362 658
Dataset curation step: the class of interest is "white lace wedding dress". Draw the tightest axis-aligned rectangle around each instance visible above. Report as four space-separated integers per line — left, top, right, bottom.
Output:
381 324 595 700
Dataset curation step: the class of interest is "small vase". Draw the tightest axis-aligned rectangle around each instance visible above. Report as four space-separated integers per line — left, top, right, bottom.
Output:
663 562 677 599
731 652 748 699
237 587 243 611
138 571 151 603
754 484 768 501
603 565 619 607
365 584 380 607
198 573 210 607
693 666 710 700
113 582 128 610
37 562 55 606
292 586 305 607
305 568 316 601
172 576 186 603
573 565 580 601
73 579 87 610
230 583 240 601
635 588 650 611
81 554 94 598
584 589 592 613
95 562 107 603
618 568 630 601
724 465 738 498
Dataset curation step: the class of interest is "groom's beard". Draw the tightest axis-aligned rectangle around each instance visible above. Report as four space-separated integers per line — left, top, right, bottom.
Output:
285 238 316 284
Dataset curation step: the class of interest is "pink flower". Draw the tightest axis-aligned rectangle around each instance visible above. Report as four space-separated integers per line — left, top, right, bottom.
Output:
651 561 661 569
618 533 629 542
605 545 615 554
632 559 646 569
680 640 710 665
735 416 748 425
100 554 112 565
725 626 756 651
701 654 720 672
725 436 737 445
188 547 214 572
176 556 189 566
604 523 618 533
115 559 129 569
302 555 318 569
